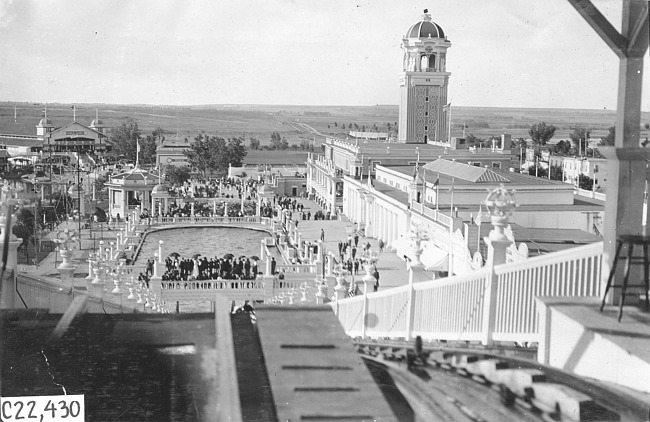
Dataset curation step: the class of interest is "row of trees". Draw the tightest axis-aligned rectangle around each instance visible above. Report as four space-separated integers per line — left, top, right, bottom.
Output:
525 163 595 190
527 122 615 156
184 134 247 176
249 132 314 151
331 122 396 131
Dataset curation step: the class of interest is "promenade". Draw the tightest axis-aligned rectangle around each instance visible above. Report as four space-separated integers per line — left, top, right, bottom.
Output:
281 197 429 290
14 195 422 295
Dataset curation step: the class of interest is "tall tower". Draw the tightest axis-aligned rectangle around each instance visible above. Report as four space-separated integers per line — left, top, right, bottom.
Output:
398 9 451 144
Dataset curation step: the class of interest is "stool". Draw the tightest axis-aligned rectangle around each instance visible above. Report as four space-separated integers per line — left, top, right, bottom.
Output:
600 234 650 321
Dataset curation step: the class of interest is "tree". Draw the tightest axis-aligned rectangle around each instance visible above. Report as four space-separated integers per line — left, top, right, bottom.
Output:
183 134 247 175
270 131 289 150
570 127 591 156
578 174 593 190
553 140 572 156
528 122 556 155
139 134 158 165
334 122 337 127
165 165 191 185
600 126 615 146
526 164 548 178
13 208 35 243
549 164 563 181
110 122 142 162
183 134 213 175
249 137 260 150
299 139 313 151
225 137 247 167
465 134 482 146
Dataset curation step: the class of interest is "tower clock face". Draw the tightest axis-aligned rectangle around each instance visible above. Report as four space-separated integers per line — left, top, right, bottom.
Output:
425 45 433 53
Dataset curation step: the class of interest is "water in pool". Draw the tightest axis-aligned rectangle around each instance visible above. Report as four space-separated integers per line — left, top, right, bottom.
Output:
134 227 274 312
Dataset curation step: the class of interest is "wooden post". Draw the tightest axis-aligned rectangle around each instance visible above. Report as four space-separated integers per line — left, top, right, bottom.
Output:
567 0 649 305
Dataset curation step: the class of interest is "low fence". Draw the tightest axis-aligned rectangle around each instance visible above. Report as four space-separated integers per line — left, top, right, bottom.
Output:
331 241 604 345
157 215 263 224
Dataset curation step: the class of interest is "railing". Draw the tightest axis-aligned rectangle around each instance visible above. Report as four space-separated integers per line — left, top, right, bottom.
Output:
492 242 603 343
576 188 606 201
276 264 317 274
157 215 261 224
15 275 147 314
161 279 263 290
332 241 604 345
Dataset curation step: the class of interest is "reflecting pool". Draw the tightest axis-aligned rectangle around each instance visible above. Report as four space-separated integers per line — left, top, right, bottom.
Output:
133 226 277 313
134 227 270 263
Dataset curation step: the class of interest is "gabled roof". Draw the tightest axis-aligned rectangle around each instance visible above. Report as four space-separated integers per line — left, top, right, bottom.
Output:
422 159 510 183
50 121 104 137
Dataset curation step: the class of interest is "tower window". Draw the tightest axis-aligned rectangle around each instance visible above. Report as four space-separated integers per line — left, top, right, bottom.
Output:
425 126 428 131
425 96 429 102
425 111 428 116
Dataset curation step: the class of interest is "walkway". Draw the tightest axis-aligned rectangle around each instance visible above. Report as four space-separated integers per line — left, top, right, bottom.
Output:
290 197 428 290
17 221 120 290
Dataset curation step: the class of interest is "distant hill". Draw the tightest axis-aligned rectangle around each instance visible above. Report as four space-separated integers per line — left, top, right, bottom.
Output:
1 102 647 145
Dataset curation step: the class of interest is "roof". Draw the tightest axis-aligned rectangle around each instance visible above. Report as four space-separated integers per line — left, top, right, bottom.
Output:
0 135 42 148
108 166 162 183
479 223 602 255
423 159 510 183
405 11 445 39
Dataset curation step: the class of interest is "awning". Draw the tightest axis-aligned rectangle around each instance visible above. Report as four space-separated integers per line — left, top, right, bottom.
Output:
420 242 448 271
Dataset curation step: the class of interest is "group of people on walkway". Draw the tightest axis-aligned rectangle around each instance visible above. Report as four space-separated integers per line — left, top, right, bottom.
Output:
160 254 259 281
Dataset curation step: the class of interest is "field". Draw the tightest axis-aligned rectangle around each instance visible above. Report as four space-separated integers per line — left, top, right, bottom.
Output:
1 102 649 146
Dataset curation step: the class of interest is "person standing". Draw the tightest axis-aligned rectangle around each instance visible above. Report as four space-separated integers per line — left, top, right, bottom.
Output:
379 240 385 253
354 234 359 247
373 269 380 292
320 229 325 242
271 257 277 275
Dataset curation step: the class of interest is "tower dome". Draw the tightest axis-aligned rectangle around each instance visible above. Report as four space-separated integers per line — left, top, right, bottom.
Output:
405 9 445 39
38 117 53 126
91 118 104 126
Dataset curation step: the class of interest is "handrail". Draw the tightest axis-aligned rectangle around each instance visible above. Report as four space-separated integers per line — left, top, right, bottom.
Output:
332 241 604 345
493 242 603 274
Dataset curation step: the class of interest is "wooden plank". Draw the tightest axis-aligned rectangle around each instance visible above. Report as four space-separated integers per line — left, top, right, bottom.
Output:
214 296 242 422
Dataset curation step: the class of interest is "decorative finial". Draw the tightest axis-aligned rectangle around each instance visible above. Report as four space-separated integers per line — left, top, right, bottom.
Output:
424 8 428 13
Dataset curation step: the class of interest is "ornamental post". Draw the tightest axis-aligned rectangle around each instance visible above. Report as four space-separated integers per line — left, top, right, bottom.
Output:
481 185 516 346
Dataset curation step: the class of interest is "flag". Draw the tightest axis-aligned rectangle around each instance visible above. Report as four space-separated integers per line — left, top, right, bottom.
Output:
433 175 439 187
70 105 75 109
442 102 451 112
136 139 141 153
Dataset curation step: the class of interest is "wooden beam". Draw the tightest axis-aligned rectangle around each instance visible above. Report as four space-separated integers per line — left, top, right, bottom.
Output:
567 0 628 58
626 4 649 57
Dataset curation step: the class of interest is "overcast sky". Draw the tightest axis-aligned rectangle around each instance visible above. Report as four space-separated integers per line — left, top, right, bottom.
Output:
0 0 647 109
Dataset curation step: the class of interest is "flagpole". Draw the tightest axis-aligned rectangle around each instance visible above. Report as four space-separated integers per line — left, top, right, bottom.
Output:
73 105 76 121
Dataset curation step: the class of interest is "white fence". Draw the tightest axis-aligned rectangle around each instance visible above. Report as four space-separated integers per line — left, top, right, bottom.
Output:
157 215 263 224
332 242 604 345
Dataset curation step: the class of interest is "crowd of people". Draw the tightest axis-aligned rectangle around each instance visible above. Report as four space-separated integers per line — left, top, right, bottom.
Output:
160 254 259 281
